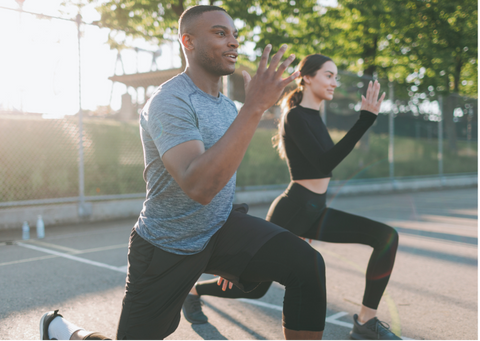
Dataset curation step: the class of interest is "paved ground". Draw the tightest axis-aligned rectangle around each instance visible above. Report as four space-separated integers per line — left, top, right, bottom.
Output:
0 187 477 340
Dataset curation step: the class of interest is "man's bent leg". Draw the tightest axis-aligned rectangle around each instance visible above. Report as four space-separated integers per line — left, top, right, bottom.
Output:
116 230 210 339
240 232 326 339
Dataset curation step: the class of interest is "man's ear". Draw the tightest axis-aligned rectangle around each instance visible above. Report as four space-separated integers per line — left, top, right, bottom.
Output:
181 33 195 51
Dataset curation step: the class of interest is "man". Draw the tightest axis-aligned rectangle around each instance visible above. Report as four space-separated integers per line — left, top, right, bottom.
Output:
40 5 327 340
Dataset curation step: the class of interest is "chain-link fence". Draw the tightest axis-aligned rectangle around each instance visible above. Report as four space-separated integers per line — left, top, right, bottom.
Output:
0 6 477 209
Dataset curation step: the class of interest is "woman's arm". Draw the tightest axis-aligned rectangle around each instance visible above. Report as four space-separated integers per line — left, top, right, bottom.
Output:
287 80 385 175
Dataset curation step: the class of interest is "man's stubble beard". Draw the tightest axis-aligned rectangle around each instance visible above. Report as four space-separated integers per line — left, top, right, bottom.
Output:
197 48 235 76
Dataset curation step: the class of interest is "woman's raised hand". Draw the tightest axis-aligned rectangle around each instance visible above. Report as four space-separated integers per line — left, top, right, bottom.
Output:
360 80 386 115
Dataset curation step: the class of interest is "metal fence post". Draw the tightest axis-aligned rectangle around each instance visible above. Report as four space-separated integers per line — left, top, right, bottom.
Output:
437 95 444 185
388 82 395 187
76 13 88 217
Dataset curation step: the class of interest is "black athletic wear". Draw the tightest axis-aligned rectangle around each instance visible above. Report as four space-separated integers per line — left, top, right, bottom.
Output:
196 107 398 312
197 183 398 310
117 209 326 339
283 106 376 179
267 182 398 309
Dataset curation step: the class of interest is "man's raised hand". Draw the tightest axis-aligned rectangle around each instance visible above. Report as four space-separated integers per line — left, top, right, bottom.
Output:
242 44 300 114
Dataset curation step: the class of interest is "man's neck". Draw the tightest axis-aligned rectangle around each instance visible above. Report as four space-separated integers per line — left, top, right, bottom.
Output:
185 66 222 97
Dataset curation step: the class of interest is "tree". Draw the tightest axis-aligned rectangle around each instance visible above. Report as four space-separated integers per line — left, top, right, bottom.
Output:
387 0 478 151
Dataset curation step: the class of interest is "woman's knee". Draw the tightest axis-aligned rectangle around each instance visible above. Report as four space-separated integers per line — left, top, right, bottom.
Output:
382 225 399 249
372 223 399 251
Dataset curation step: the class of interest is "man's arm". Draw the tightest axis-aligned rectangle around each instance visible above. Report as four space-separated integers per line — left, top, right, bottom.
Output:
163 45 299 205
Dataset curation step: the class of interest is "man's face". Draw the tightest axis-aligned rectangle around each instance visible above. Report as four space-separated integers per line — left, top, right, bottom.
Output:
190 11 239 76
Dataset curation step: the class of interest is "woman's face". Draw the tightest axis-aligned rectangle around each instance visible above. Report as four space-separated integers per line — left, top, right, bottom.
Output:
303 61 338 101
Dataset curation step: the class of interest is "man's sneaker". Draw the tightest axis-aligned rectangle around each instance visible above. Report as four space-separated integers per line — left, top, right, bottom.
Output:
39 310 62 340
350 314 401 340
182 294 208 324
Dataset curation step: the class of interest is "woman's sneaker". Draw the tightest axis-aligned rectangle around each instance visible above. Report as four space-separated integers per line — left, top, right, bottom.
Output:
182 294 208 324
350 314 401 340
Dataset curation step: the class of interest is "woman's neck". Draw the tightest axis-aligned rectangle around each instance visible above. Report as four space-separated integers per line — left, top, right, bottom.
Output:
299 88 322 110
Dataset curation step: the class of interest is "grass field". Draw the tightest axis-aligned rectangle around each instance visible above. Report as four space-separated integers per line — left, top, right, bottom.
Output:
0 116 477 202
238 128 478 186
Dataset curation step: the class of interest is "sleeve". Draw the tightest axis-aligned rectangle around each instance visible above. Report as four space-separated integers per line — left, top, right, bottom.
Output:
286 110 377 174
147 93 203 157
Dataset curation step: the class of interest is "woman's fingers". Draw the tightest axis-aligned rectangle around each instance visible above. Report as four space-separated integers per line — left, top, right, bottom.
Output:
366 81 377 101
365 80 382 104
376 92 386 110
372 81 381 103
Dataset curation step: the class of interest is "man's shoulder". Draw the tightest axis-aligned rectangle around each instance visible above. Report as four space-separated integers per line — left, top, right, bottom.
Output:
146 73 195 112
155 73 193 98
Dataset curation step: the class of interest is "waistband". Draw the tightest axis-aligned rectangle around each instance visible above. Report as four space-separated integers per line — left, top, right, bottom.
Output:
284 181 327 208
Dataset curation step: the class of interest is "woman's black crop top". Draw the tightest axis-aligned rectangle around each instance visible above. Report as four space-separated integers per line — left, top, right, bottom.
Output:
282 105 377 180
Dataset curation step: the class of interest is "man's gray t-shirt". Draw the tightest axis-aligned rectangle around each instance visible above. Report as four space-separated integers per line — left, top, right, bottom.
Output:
134 73 237 255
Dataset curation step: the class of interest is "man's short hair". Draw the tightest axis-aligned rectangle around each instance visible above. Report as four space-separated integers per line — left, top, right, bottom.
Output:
178 5 227 37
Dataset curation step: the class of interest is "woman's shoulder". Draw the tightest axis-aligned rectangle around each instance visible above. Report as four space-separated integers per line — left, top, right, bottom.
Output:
285 106 308 124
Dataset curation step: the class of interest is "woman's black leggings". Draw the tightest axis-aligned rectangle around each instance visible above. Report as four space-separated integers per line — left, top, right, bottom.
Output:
196 182 399 310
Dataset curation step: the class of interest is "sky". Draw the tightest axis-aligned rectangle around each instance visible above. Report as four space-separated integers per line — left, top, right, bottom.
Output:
0 0 347 119
0 0 181 118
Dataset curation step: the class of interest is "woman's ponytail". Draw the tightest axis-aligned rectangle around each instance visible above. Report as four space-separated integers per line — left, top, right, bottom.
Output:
272 87 304 160
271 54 332 160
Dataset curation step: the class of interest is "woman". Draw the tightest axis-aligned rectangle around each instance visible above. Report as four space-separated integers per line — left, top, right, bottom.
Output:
184 54 400 340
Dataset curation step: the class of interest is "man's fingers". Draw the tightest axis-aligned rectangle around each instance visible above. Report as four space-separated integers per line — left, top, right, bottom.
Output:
229 282 233 290
242 70 251 90
268 44 288 72
257 44 272 72
275 54 296 77
280 71 301 87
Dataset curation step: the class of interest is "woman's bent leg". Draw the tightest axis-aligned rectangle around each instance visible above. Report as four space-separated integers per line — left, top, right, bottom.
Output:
304 208 399 309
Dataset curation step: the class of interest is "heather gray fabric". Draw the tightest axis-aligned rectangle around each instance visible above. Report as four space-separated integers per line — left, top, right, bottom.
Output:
134 73 237 255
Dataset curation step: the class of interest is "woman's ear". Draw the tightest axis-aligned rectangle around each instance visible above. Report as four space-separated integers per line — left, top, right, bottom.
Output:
302 75 311 85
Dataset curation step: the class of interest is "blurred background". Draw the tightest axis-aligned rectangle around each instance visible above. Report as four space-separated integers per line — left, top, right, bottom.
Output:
0 0 477 226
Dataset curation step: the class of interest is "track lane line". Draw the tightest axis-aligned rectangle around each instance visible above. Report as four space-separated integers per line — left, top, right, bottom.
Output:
17 242 127 274
16 242 413 339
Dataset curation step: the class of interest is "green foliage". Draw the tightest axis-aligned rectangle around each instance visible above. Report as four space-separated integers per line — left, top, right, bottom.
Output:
91 0 477 100
387 0 478 97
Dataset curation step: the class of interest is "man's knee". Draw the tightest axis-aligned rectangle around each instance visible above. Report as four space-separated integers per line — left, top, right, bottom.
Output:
287 242 326 289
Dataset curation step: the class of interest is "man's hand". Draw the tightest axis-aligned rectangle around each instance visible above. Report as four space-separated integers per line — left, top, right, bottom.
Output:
217 276 234 291
360 80 386 115
241 44 300 115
